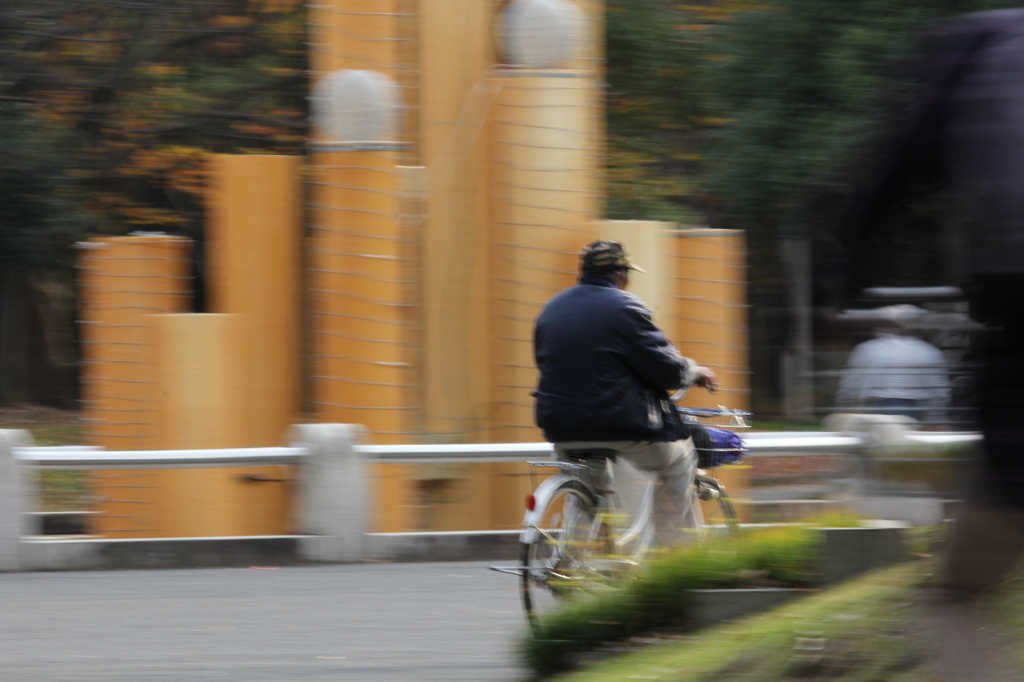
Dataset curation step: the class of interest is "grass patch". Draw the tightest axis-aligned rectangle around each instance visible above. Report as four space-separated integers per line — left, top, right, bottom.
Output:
0 404 82 446
749 419 830 432
523 526 824 676
37 470 94 512
549 560 933 681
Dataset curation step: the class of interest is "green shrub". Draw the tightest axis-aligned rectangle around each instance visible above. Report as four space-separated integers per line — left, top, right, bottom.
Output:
523 526 823 676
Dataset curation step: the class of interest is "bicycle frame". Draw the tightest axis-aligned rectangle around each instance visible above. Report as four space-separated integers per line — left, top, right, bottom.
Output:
520 463 656 558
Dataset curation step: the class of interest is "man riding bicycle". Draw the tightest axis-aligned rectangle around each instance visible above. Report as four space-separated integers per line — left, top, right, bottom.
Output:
533 240 718 547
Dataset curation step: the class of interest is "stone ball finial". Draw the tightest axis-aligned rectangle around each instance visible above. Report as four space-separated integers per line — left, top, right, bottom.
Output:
498 0 586 69
310 69 404 143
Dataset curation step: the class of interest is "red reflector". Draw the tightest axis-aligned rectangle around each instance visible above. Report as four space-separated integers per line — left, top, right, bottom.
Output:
525 494 536 511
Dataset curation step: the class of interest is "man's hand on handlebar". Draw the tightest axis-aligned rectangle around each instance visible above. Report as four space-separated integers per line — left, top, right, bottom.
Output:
670 366 719 401
695 366 718 393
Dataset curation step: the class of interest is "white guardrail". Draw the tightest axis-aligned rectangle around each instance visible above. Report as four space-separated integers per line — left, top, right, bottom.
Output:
0 422 982 571
16 446 309 468
11 431 980 468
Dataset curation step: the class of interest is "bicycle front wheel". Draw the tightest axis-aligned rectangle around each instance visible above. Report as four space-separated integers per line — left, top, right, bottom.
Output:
520 479 608 629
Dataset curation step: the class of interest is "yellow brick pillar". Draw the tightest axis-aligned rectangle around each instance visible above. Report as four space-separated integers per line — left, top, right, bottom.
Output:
489 71 601 446
486 0 604 529
664 228 751 521
406 0 498 531
489 67 598 524
308 150 413 438
78 235 192 538
200 154 302 536
79 236 193 448
132 313 292 537
308 0 420 532
487 69 601 528
309 148 416 531
308 0 405 75
664 229 750 410
151 314 247 536
418 0 494 443
206 154 301 447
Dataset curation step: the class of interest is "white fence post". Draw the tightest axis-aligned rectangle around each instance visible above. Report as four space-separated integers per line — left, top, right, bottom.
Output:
289 423 371 562
0 429 32 570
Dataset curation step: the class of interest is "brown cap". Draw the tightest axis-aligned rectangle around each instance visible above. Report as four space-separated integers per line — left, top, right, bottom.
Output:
579 240 646 276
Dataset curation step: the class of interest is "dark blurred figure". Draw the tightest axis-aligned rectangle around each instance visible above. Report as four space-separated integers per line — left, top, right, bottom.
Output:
854 7 1024 588
849 9 1024 680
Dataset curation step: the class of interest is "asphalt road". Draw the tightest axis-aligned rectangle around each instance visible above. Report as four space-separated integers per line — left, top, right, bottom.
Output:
0 561 527 681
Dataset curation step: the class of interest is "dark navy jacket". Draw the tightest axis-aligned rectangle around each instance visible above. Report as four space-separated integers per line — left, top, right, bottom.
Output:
533 277 697 443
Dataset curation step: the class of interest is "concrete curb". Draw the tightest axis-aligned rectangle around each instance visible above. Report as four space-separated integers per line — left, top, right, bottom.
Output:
365 530 521 562
688 588 812 628
19 536 303 571
12 531 523 571
819 525 908 585
9 524 907 573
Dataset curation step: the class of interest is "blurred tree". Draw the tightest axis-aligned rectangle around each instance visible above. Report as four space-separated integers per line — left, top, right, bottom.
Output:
604 0 1021 415
700 0 1018 415
0 0 306 237
0 0 307 406
605 0 727 223
705 0 1021 287
0 105 91 404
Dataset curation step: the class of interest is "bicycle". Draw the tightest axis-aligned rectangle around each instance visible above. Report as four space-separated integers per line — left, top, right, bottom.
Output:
491 401 750 629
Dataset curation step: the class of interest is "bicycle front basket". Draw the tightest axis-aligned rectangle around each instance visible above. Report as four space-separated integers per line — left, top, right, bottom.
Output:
690 425 747 469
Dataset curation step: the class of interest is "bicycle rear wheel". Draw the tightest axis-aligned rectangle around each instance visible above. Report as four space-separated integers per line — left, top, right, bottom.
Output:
520 479 609 629
695 473 740 538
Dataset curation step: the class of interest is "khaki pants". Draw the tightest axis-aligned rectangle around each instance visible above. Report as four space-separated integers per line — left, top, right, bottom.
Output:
552 439 701 548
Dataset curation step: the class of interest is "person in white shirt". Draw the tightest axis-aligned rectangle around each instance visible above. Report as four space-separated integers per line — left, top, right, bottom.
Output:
836 323 952 425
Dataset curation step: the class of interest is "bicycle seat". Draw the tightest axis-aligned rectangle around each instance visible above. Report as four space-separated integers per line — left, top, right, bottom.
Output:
562 448 618 463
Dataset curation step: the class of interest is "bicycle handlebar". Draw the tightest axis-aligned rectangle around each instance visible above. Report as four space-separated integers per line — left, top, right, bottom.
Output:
671 386 752 427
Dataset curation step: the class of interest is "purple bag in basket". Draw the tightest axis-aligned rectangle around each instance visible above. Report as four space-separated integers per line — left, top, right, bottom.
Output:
693 426 746 468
